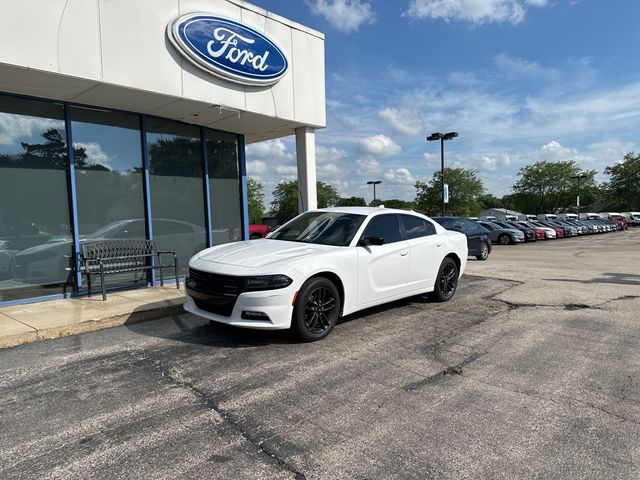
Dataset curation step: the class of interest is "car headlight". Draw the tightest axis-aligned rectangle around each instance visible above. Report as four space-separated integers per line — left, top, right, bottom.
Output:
245 274 293 291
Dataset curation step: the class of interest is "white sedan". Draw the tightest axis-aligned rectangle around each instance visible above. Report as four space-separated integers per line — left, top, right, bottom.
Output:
184 207 468 341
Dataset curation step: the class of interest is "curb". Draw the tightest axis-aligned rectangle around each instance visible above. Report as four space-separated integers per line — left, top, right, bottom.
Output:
0 302 185 350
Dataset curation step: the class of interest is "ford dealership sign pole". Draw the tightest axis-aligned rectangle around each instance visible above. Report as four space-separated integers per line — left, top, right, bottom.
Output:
168 14 289 86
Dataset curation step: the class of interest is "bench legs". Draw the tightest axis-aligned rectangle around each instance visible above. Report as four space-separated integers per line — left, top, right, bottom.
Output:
100 263 106 301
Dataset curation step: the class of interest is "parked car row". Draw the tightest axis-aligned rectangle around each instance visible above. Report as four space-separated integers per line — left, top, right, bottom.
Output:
479 214 628 242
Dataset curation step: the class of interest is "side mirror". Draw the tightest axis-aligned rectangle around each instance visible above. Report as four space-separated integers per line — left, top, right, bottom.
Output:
360 235 384 246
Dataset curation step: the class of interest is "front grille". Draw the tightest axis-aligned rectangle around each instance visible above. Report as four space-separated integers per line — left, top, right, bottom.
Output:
187 268 245 317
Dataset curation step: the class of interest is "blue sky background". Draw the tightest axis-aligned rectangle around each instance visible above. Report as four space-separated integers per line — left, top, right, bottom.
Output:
246 0 640 205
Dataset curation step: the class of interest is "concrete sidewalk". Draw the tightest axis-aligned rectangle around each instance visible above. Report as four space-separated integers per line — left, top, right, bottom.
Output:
0 286 185 349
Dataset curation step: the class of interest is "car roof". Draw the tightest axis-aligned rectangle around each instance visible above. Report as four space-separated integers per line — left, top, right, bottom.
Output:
318 207 422 216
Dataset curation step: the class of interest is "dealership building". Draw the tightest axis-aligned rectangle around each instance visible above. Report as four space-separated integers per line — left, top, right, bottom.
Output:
0 0 325 304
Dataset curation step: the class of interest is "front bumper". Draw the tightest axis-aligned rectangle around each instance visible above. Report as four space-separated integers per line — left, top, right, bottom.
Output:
184 287 296 330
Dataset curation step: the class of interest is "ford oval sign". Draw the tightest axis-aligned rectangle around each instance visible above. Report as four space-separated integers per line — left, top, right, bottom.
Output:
168 13 289 86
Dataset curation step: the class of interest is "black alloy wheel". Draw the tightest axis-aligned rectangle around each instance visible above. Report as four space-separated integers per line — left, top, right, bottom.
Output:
498 234 511 245
431 257 459 302
292 277 340 341
476 242 490 261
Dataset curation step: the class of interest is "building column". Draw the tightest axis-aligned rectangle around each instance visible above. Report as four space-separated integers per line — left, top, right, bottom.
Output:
295 127 317 212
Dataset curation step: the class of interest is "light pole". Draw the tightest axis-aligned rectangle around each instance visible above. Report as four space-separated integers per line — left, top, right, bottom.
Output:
570 173 587 217
367 180 381 203
427 131 458 216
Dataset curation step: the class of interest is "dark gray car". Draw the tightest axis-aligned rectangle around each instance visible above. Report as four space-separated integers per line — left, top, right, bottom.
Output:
478 221 525 245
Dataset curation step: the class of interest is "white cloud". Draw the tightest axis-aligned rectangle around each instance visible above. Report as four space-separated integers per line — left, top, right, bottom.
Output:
357 134 402 156
74 142 111 169
316 145 348 164
423 152 438 165
384 167 416 186
308 0 375 32
479 154 511 171
405 0 549 25
377 107 424 136
356 156 381 175
247 159 267 177
494 53 557 78
275 164 298 177
246 138 293 161
0 113 63 146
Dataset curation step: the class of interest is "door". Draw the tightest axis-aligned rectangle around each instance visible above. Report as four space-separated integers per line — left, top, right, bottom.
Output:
356 214 410 306
400 214 442 292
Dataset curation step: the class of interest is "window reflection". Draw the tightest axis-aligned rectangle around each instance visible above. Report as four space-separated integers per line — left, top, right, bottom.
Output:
71 107 146 288
146 118 206 276
0 95 72 301
206 130 242 244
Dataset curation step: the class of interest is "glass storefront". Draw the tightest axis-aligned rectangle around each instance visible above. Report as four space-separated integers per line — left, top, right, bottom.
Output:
71 107 147 288
146 118 207 277
206 130 242 245
0 96 72 301
0 93 244 303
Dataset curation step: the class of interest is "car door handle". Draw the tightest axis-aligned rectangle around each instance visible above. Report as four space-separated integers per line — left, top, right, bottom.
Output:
436 242 443 247
400 251 409 256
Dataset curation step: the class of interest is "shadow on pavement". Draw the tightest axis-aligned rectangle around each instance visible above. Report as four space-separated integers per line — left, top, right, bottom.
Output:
124 293 439 348
544 272 640 286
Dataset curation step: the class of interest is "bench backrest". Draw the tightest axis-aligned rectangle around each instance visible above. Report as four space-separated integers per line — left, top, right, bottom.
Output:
80 239 158 270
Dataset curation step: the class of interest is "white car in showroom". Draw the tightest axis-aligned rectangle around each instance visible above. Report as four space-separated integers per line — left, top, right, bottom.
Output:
184 207 468 341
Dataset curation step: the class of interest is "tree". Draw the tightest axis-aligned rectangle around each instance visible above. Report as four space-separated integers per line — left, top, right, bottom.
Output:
247 177 265 224
369 198 415 209
414 167 484 216
271 180 339 223
477 193 502 210
336 196 366 207
511 160 598 214
602 152 640 210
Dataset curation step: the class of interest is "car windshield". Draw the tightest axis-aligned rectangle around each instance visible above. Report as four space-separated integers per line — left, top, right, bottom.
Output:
269 212 366 246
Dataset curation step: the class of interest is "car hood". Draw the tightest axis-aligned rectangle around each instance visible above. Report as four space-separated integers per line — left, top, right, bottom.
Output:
195 239 337 269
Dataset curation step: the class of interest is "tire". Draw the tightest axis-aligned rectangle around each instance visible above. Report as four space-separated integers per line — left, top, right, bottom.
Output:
476 242 490 261
249 233 262 240
498 234 511 245
431 257 459 302
291 277 340 342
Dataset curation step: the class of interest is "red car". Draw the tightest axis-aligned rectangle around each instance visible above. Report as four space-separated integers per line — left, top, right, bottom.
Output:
611 215 629 230
249 224 271 239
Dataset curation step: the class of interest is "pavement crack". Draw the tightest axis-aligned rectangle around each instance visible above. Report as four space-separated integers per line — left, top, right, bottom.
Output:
467 376 640 427
147 357 307 480
403 352 482 392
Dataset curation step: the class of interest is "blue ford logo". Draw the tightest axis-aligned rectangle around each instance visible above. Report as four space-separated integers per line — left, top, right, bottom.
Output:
168 13 289 86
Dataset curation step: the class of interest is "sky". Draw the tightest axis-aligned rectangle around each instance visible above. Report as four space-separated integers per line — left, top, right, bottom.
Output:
245 0 640 206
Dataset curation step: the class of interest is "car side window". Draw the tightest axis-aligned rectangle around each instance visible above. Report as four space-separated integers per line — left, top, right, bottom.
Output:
464 219 481 231
449 219 466 231
362 214 401 244
401 214 436 239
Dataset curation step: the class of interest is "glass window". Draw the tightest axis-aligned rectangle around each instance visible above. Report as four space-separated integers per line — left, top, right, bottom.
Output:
270 212 366 246
401 214 436 239
206 130 242 245
70 107 146 288
0 95 72 301
146 118 206 276
362 215 401 244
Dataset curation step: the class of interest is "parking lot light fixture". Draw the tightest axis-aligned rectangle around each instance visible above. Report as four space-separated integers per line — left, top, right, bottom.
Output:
570 173 588 217
427 131 459 216
367 180 382 202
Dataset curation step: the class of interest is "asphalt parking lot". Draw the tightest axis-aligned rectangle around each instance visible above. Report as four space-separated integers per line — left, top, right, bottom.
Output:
1 230 639 479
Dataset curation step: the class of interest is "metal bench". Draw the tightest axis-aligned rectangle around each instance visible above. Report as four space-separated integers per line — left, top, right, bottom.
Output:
79 239 179 300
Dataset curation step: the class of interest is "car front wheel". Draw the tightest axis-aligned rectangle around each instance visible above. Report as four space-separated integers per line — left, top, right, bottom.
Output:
498 234 511 245
476 242 490 261
431 257 459 302
291 277 340 342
